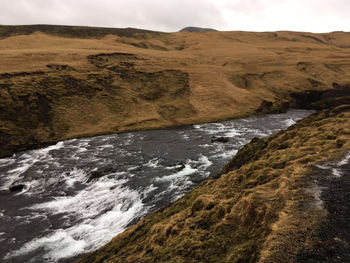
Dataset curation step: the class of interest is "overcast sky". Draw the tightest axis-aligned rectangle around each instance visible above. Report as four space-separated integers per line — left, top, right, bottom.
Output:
0 0 349 33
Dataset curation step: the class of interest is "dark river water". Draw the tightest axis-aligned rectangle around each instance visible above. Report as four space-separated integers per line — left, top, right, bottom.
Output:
0 109 313 263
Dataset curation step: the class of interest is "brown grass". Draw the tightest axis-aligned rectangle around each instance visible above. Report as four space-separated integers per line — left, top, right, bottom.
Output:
1 27 350 156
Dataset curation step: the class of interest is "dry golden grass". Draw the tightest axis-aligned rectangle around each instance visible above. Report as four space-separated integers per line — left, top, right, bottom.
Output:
1 26 350 156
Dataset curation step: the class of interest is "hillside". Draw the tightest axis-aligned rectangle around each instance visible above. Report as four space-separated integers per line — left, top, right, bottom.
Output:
77 104 350 263
1 25 350 157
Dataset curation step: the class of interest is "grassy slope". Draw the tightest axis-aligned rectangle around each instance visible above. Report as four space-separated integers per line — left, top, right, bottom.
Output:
77 106 350 263
1 26 350 157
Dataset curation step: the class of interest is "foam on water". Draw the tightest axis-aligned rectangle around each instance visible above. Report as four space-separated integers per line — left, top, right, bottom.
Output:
199 144 212 148
332 168 342 178
224 129 241 137
143 184 158 197
0 141 64 190
98 144 114 149
152 155 213 202
337 152 350 166
0 232 5 243
32 177 130 218
0 158 15 166
213 149 238 159
197 155 213 170
145 158 161 168
284 118 296 127
164 164 184 170
156 163 197 182
7 178 145 261
153 175 194 202
156 155 212 183
63 168 88 188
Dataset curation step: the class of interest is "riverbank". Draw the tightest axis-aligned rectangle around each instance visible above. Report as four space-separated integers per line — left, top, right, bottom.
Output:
77 105 350 263
1 25 350 157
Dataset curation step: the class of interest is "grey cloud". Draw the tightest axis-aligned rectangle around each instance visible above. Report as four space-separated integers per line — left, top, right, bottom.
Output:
0 0 349 32
0 0 225 32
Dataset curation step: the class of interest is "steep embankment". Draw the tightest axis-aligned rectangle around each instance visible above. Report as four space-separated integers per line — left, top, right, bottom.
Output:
77 104 350 263
1 25 350 157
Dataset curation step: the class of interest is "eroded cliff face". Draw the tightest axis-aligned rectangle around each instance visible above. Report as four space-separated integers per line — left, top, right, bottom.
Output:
76 105 350 263
0 53 193 157
1 26 350 157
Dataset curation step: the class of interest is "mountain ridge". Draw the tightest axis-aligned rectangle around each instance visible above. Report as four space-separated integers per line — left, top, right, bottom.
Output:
179 26 218 32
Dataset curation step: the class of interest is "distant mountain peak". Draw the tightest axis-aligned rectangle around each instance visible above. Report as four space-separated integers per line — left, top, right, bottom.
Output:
179 26 218 32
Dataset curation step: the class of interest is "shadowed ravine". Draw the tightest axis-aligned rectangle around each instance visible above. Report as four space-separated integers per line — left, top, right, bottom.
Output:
0 109 313 263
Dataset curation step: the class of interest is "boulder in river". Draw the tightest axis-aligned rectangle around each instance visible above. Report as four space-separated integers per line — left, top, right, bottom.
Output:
211 136 229 143
9 184 25 193
87 171 105 183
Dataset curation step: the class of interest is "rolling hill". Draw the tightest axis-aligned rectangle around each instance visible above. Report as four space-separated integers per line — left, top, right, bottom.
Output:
1 25 350 157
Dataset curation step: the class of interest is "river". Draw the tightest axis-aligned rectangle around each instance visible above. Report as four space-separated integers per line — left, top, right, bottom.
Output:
0 109 313 263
